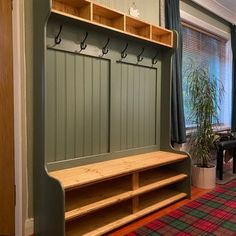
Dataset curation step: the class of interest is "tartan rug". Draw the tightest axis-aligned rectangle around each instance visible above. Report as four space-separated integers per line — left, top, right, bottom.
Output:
127 180 236 236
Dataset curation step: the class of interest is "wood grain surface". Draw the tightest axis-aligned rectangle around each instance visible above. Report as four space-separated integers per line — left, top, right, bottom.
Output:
0 0 15 235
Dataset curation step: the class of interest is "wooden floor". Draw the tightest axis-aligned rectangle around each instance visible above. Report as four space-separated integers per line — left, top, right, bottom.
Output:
107 186 210 236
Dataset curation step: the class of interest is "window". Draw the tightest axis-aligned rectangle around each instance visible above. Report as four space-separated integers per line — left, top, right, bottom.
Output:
182 23 232 128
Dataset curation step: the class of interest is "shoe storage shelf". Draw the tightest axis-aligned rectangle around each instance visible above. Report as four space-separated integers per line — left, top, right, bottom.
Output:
50 151 189 236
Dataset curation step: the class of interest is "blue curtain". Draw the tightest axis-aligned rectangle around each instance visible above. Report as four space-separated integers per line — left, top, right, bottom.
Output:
231 25 236 132
165 0 186 143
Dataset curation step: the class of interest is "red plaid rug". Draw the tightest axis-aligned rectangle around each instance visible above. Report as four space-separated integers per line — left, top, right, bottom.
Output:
127 180 236 236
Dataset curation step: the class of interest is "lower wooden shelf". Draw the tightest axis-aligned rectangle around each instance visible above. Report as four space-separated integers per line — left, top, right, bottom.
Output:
65 168 187 221
66 200 132 236
139 188 186 211
65 175 132 220
49 151 190 235
65 189 187 236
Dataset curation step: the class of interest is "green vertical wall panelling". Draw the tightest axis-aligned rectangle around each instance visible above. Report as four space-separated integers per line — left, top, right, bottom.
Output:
84 57 92 156
156 61 162 148
66 53 75 159
100 60 109 153
111 62 157 152
144 69 150 146
56 51 66 161
133 66 139 148
46 48 159 164
110 61 121 152
120 64 128 150
75 56 84 157
45 50 56 162
45 50 110 163
138 68 145 147
127 65 134 149
92 59 100 154
150 69 157 145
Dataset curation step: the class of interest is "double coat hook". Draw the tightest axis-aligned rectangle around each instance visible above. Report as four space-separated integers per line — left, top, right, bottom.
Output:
137 47 144 62
79 32 88 52
121 43 128 59
102 37 110 56
152 51 159 65
55 25 63 45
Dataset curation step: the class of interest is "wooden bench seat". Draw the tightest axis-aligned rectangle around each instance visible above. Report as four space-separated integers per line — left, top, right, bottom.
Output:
49 151 189 236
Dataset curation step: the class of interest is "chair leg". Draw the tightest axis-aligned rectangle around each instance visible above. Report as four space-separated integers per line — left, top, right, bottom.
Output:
233 148 236 174
217 147 224 180
216 150 220 177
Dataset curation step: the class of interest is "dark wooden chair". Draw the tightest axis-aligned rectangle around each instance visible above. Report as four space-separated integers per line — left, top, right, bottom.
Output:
216 139 236 180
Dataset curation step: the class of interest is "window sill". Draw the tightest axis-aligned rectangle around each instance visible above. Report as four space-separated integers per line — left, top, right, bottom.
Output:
186 125 231 137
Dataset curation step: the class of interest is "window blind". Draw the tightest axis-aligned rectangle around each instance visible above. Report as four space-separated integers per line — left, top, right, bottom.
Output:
182 23 232 128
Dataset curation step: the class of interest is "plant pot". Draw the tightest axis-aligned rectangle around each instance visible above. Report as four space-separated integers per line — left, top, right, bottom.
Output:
192 165 216 189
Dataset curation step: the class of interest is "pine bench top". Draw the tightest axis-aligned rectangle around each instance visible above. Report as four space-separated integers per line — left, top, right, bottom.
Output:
49 151 188 190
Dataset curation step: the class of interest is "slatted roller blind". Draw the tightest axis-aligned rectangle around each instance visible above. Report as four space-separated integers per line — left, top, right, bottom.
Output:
182 23 231 127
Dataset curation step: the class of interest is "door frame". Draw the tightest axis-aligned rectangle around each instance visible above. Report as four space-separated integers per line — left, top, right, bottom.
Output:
12 0 28 235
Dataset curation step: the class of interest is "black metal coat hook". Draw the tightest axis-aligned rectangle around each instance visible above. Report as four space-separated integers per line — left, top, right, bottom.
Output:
102 38 110 56
55 25 63 45
137 47 144 62
80 32 88 51
121 43 128 59
152 51 159 65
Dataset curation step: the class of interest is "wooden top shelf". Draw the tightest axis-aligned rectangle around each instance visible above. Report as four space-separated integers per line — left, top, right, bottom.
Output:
55 0 90 8
49 151 188 190
51 0 174 48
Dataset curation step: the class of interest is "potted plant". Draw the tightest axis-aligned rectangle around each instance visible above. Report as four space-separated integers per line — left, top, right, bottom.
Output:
184 59 224 189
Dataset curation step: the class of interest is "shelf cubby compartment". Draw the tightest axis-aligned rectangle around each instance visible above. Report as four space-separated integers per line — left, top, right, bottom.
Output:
66 200 132 236
92 4 125 31
125 16 151 39
52 0 91 21
65 175 132 221
139 188 187 213
151 25 173 47
139 167 188 192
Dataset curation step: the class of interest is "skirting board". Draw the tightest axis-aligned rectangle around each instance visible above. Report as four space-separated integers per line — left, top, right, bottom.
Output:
25 218 34 236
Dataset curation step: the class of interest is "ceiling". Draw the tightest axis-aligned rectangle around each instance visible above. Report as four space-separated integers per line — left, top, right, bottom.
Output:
192 0 236 24
215 0 236 14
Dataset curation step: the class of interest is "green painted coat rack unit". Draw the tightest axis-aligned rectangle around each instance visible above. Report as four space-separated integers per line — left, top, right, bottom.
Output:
33 0 191 235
